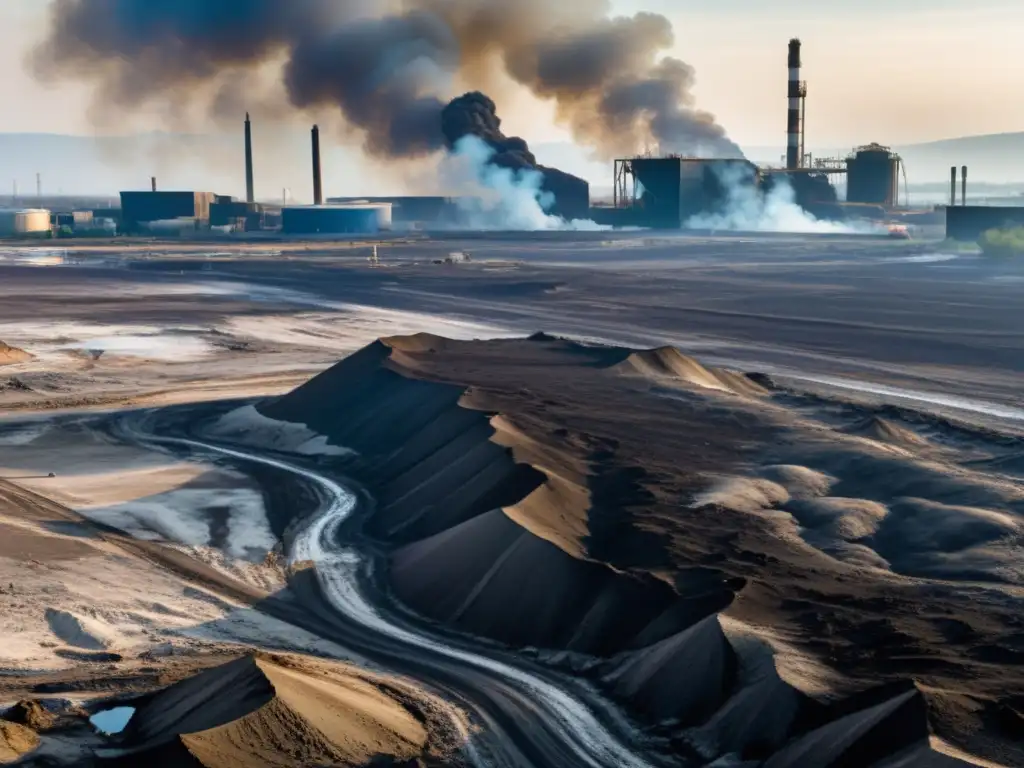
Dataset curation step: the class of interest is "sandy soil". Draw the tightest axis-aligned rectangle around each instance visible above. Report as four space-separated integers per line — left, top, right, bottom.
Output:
101 653 438 767
261 333 1024 767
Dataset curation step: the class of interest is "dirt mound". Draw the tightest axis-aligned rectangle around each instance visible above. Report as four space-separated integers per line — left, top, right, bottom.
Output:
842 416 929 447
382 333 459 354
0 720 39 762
45 608 120 651
614 346 767 397
391 508 705 654
101 654 428 767
0 341 30 366
259 334 1021 766
3 700 55 732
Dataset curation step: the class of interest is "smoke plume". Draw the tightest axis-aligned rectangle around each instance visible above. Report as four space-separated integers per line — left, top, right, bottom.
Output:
686 166 872 234
31 0 741 161
442 135 607 231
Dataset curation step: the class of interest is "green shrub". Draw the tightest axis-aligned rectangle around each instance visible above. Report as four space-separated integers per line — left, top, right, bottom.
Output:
979 226 1024 258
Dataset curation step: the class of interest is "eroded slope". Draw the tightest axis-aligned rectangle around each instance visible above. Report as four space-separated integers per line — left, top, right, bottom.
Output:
257 333 1024 766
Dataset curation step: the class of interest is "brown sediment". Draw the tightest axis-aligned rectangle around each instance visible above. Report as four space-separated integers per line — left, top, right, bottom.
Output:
99 654 432 767
0 341 30 366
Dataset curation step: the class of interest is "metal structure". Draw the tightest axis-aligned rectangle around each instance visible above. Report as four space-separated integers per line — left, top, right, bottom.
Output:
845 144 903 206
282 203 392 235
311 125 323 206
950 166 957 206
787 39 807 170
151 177 157 193
961 165 967 206
244 113 255 204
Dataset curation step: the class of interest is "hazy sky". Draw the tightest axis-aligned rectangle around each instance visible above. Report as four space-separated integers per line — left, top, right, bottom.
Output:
2 0 1022 198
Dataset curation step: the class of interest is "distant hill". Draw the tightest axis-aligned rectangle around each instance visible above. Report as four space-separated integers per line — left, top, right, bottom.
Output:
896 133 1024 183
1 129 1022 199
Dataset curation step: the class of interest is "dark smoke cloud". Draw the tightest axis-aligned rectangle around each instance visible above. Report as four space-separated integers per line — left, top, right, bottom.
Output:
283 11 458 157
32 0 330 103
441 92 537 170
442 92 589 219
31 0 742 160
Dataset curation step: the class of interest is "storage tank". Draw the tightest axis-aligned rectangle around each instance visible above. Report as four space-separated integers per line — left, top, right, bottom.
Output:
144 217 197 235
0 208 52 235
846 144 902 206
281 203 392 235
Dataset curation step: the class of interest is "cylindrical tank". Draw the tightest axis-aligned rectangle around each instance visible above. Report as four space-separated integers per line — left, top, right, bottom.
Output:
845 144 901 206
281 204 392 235
144 217 196 235
0 208 52 235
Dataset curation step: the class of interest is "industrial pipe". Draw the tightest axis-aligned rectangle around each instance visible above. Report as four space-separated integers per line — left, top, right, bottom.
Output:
961 165 967 206
949 166 956 206
311 125 323 206
244 113 255 204
786 39 802 170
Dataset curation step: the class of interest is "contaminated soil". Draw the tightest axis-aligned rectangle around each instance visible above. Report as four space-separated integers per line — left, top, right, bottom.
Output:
257 332 1024 766
0 233 1022 766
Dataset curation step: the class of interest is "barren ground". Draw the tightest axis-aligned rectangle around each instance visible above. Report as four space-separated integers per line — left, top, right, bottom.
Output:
0 231 1020 766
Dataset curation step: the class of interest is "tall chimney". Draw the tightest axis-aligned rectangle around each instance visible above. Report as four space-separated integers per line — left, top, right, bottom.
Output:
949 166 957 206
311 125 323 206
244 112 255 204
151 176 157 193
786 39 802 170
961 165 967 206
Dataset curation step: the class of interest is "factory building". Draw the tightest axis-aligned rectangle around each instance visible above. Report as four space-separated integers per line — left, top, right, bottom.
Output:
601 157 762 229
209 199 267 231
327 196 461 226
846 144 903 206
281 203 393 235
119 191 215 232
50 210 94 230
537 172 590 221
0 208 51 236
946 206 1024 241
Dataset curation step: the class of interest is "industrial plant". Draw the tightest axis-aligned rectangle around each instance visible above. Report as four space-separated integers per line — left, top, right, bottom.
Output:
2 38 1016 240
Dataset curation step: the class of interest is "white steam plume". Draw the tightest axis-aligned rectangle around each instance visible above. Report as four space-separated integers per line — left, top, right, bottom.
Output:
686 165 880 234
441 136 608 231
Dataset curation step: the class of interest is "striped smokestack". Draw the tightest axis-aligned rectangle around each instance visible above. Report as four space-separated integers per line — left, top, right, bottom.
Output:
787 38 802 170
311 125 323 205
244 112 254 204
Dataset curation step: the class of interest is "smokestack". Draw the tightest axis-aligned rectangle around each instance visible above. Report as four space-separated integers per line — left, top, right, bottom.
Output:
311 125 323 206
961 165 967 206
244 112 254 204
786 38 802 170
949 166 957 206
151 176 157 192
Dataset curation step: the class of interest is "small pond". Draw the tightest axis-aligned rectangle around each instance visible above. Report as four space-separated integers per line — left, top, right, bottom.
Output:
89 706 135 735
